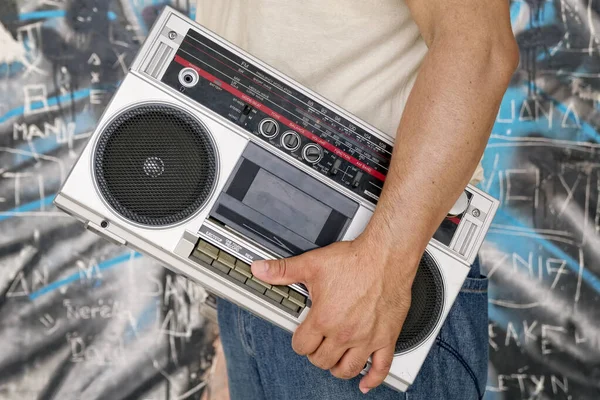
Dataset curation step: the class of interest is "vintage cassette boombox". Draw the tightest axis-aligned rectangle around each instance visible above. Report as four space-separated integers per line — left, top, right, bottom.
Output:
54 6 498 392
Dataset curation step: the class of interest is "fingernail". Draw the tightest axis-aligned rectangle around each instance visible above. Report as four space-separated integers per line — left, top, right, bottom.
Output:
252 260 269 275
360 387 370 394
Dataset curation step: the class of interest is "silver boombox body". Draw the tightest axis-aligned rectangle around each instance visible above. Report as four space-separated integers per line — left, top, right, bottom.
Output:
55 7 498 392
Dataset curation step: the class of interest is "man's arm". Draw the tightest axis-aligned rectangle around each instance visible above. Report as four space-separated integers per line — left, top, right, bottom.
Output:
251 0 518 393
365 0 519 256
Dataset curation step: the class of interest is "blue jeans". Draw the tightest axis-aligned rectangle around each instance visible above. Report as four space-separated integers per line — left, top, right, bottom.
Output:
217 260 488 399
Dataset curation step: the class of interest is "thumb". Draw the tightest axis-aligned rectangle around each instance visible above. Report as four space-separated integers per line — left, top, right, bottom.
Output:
251 256 306 286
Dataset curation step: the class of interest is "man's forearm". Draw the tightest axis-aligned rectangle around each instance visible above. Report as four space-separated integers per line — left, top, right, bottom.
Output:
363 34 518 263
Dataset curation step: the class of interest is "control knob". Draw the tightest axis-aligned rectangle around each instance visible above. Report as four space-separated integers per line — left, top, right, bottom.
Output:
258 118 279 138
302 143 323 164
281 131 301 151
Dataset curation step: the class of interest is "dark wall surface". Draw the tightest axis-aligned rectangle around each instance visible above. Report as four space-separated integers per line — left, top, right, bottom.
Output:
0 1 598 399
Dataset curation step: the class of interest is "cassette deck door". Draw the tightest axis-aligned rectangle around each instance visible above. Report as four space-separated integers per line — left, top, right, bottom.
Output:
210 143 359 257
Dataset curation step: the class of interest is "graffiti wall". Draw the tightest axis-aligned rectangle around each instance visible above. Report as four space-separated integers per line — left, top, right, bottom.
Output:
0 1 598 399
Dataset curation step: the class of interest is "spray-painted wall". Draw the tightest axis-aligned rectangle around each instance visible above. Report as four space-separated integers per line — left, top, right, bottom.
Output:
483 1 600 399
0 1 598 399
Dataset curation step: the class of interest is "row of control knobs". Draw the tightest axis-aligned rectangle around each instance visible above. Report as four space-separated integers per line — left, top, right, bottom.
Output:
258 118 323 164
257 119 472 213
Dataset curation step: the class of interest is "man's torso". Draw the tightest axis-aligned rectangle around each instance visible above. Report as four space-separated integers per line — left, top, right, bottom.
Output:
195 0 483 184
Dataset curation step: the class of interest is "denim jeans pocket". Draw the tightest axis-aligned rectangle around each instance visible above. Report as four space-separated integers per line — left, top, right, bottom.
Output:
438 273 489 399
460 274 489 294
407 258 489 399
410 276 489 400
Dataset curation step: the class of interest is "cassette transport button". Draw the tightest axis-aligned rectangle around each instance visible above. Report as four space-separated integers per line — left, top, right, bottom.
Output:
213 252 236 274
272 285 290 298
281 298 300 313
234 259 252 278
288 290 306 307
245 278 268 294
193 240 219 265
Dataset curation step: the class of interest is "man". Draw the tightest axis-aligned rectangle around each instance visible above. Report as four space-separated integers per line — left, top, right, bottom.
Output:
196 0 518 398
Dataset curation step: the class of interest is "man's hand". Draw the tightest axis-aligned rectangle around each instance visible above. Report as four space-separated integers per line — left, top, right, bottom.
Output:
251 233 420 393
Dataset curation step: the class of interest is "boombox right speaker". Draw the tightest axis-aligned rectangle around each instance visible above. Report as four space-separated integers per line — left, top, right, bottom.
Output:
396 251 444 353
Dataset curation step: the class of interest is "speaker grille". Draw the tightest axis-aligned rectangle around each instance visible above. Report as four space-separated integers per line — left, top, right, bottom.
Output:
395 251 444 353
94 104 217 226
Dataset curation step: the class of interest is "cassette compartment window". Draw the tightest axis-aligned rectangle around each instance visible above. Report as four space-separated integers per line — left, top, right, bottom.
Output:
210 143 359 257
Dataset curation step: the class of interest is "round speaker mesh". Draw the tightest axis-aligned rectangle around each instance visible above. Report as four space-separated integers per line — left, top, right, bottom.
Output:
395 251 444 353
94 104 217 226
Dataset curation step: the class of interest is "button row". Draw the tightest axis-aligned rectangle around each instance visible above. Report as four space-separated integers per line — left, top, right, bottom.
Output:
191 239 308 314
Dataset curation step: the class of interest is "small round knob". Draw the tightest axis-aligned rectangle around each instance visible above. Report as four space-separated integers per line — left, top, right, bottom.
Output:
281 131 301 151
448 191 469 216
302 143 323 164
258 118 279 138
302 144 323 164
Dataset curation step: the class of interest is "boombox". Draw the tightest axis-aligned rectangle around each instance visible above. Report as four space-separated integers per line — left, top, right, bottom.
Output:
54 6 498 392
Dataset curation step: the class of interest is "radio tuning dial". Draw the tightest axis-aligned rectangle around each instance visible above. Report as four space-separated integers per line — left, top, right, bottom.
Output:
281 131 301 151
302 143 323 164
258 118 279 138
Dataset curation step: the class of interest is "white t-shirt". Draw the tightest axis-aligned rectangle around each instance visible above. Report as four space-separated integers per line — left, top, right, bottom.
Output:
195 0 483 184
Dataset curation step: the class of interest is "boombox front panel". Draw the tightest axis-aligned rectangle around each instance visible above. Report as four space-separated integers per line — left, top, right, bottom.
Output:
54 7 499 393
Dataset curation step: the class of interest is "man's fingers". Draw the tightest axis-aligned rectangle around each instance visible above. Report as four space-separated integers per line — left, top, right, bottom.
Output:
330 348 371 381
307 338 348 370
251 254 308 285
292 314 324 356
359 346 395 394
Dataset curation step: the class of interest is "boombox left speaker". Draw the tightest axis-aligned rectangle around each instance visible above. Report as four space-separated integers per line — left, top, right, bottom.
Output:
93 104 218 226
